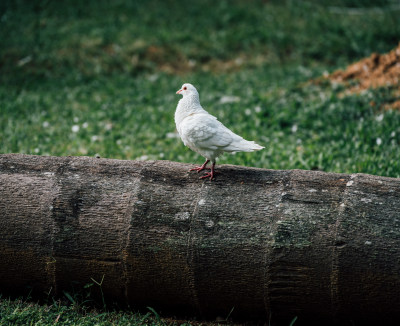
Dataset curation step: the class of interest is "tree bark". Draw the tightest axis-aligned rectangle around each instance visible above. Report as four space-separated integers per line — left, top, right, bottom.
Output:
0 154 399 325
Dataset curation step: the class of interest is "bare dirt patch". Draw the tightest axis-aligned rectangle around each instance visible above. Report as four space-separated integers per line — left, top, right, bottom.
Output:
326 42 400 109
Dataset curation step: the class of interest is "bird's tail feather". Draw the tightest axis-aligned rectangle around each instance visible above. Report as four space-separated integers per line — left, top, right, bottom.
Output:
225 140 265 152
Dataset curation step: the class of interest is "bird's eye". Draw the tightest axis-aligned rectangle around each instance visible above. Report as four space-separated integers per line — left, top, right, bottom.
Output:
183 87 187 90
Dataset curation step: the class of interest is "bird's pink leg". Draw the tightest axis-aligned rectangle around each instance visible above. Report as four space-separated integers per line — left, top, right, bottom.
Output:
199 161 216 180
189 159 210 173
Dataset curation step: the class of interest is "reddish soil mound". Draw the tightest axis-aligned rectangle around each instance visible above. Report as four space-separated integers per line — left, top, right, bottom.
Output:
327 43 400 109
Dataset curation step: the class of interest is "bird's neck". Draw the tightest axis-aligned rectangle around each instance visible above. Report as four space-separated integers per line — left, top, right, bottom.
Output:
175 94 204 126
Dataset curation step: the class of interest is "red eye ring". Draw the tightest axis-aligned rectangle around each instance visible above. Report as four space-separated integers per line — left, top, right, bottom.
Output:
183 86 187 90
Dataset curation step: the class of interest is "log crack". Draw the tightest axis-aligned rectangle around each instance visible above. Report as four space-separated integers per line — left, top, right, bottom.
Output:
185 182 206 315
330 173 354 318
263 172 290 319
122 161 153 302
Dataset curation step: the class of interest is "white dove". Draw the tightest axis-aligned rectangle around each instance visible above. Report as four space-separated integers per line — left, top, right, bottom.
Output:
175 83 264 180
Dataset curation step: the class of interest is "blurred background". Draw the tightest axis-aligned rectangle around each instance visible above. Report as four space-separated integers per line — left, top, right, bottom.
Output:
1 0 400 177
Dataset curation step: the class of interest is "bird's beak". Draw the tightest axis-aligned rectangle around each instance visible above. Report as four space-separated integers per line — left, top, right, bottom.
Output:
176 89 182 94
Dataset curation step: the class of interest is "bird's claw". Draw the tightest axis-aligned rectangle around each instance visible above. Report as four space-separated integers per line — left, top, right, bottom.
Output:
189 166 209 173
199 172 214 180
189 159 210 173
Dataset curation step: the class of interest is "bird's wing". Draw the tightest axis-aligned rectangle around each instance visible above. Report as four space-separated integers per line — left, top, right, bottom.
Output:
180 113 239 150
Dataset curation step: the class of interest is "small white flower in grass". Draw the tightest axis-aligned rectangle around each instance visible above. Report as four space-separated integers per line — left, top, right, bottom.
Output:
105 122 113 130
42 121 49 128
82 122 88 129
376 137 382 146
116 139 122 145
72 125 80 133
219 95 240 104
166 132 179 138
391 131 396 137
73 117 79 123
18 56 32 67
91 135 99 142
245 108 251 116
34 148 39 153
147 74 159 82
159 153 165 158
254 106 262 113
235 57 243 65
375 114 384 122
291 124 298 133
94 94 102 103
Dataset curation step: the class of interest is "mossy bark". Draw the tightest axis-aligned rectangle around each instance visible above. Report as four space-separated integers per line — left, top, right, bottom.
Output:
0 154 399 325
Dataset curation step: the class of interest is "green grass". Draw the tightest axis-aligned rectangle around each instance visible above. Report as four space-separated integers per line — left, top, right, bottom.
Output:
0 0 400 324
0 296 201 326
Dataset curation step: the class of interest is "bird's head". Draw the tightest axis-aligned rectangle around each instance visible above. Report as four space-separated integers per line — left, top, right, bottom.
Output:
176 83 199 97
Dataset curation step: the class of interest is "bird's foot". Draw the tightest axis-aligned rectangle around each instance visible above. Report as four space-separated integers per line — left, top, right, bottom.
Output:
189 166 209 173
199 162 216 180
199 171 215 180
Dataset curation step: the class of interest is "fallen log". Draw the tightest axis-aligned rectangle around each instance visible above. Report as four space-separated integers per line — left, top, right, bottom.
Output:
0 154 399 325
